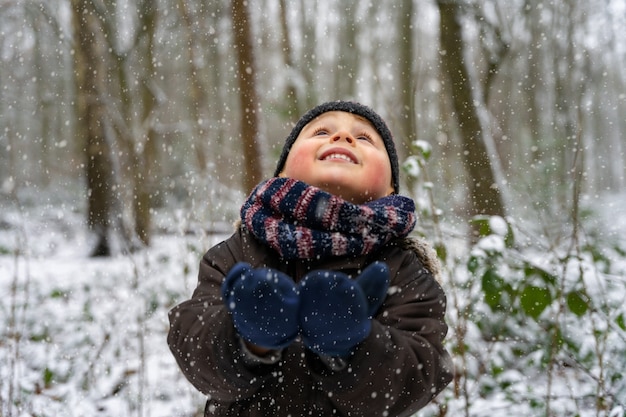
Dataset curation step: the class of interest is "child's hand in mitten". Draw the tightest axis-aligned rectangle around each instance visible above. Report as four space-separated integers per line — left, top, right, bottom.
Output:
297 262 390 358
222 262 300 350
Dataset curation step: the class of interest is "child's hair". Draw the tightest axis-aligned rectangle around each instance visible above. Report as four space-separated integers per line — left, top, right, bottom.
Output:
274 101 400 194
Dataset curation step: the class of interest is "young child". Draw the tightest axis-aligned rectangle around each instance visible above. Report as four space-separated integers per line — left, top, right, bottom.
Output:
168 101 453 416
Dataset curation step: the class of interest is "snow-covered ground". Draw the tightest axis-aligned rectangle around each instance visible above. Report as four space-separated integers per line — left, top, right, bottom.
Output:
0 195 213 416
1 190 625 416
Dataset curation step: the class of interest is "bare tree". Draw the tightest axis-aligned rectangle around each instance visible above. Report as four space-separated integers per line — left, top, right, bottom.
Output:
437 0 506 224
131 0 159 245
90 0 159 248
71 0 115 256
231 0 263 193
297 0 321 109
178 0 210 173
278 0 302 123
397 0 417 190
333 2 358 99
522 0 546 163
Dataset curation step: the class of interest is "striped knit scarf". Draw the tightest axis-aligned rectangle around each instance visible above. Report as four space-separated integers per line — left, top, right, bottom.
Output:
241 178 416 260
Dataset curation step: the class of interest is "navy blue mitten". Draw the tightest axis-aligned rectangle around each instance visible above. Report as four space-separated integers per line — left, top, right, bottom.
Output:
221 262 300 350
298 262 390 357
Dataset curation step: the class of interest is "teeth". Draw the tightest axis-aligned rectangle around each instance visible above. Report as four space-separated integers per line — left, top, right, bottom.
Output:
323 153 354 163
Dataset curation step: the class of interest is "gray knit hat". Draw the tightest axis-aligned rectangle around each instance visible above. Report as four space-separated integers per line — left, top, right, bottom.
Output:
273 101 400 194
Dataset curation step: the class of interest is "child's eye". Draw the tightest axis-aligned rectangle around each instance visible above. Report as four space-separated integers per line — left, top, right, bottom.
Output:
357 132 374 143
312 127 329 136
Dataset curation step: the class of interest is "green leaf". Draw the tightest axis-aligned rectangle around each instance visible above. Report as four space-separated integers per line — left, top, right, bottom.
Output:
617 313 626 331
412 140 432 160
504 223 515 248
482 269 505 310
524 264 557 286
402 156 421 179
470 216 491 238
468 255 481 274
50 289 67 299
44 368 54 388
435 243 447 263
520 285 552 320
566 290 589 317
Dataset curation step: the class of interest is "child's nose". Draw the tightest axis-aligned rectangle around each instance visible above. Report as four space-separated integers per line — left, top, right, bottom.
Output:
331 131 355 145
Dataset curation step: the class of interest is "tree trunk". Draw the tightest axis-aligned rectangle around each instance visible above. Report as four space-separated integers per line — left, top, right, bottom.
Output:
334 2 358 99
397 0 417 191
231 0 263 193
133 0 159 246
278 0 301 123
178 0 210 173
523 0 545 163
437 1 505 224
72 0 114 256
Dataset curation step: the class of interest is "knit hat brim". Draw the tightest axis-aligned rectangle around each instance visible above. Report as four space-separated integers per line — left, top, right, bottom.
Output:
273 101 400 194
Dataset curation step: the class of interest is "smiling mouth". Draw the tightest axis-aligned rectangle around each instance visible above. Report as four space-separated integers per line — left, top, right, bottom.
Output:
320 152 358 164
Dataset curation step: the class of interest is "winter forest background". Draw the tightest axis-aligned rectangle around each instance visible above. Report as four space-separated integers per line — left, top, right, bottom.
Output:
1 0 625 416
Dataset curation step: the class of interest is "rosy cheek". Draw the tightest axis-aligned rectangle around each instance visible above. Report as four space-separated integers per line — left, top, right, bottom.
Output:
367 160 393 193
282 148 310 177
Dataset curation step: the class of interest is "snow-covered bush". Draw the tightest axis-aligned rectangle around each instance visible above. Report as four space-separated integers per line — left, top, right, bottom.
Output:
404 146 626 417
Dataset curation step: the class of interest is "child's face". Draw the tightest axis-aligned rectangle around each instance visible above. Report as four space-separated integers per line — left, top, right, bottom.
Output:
279 111 395 204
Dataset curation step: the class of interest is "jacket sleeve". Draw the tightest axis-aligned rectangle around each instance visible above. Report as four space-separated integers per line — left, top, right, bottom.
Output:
307 246 454 416
167 232 279 404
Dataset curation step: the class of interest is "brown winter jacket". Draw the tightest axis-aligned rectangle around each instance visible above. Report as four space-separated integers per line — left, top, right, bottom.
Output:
168 227 453 416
